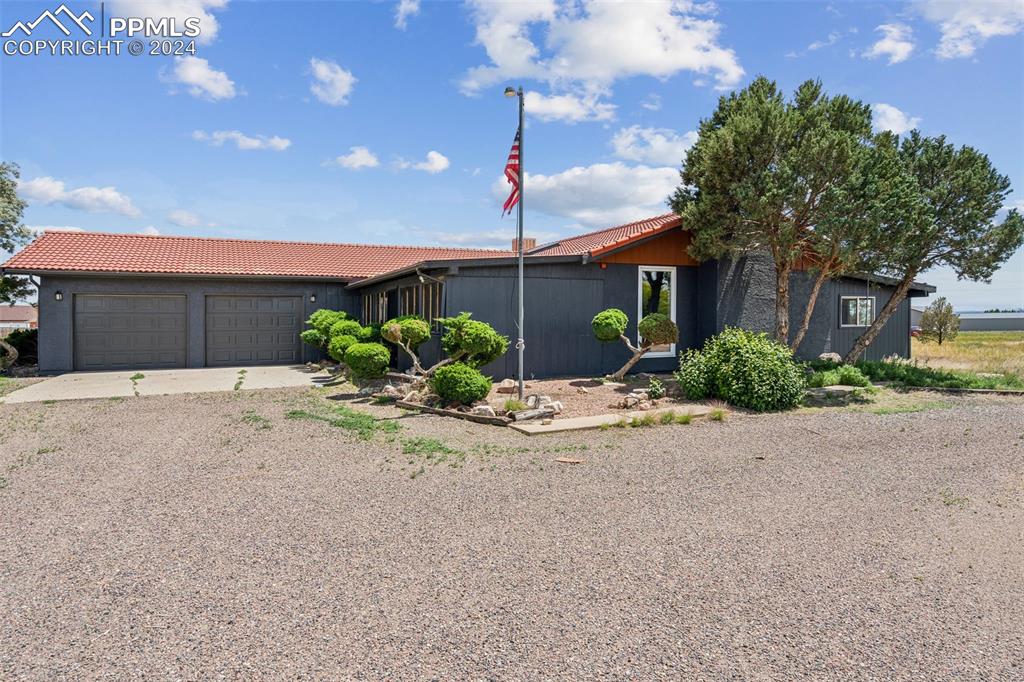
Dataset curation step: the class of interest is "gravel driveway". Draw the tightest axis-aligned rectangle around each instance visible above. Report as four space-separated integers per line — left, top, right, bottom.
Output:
1 387 1021 679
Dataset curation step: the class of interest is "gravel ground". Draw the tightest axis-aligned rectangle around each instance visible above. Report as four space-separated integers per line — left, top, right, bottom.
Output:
1 386 1022 680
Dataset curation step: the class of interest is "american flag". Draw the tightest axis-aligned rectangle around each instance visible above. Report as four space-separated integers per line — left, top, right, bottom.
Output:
502 129 521 216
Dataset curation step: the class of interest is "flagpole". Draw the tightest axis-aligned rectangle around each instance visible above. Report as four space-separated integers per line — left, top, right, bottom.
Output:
515 86 525 401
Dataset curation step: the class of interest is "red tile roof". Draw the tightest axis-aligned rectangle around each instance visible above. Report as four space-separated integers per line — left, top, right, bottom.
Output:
528 213 682 257
0 305 37 323
1 231 513 280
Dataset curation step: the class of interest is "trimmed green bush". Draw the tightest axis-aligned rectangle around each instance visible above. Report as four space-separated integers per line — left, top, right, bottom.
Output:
358 323 382 343
306 309 349 337
382 315 431 350
329 318 365 339
638 313 678 346
344 342 391 381
328 334 359 363
809 364 871 388
675 327 806 411
300 329 325 349
592 308 628 342
438 313 509 368
431 362 492 405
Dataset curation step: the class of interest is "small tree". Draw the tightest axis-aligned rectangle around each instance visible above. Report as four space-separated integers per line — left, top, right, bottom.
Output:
844 132 1024 362
381 315 431 374
592 308 679 381
437 313 509 370
918 297 960 345
1 162 32 369
301 309 351 352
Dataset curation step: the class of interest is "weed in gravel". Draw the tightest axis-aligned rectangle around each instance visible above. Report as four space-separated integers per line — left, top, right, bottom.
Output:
402 437 465 468
42 400 56 406
629 415 656 428
372 395 397 405
108 396 124 403
708 408 726 421
285 404 400 440
503 398 527 413
675 413 693 425
0 476 7 489
241 411 272 430
234 369 247 391
939 487 969 508
658 411 676 425
867 401 948 415
129 373 145 396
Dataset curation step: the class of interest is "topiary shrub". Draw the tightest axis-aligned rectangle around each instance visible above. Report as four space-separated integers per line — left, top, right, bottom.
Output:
675 327 806 411
358 323 382 343
344 342 391 382
300 329 326 349
431 362 492 405
307 309 349 337
382 315 432 374
1 327 38 365
329 318 365 339
592 308 628 342
438 313 509 369
328 334 359 363
591 308 679 380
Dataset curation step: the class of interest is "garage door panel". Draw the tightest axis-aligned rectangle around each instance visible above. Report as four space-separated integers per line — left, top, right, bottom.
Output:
74 294 187 371
205 295 302 367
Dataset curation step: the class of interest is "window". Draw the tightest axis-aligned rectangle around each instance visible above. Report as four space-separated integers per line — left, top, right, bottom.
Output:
840 296 874 327
637 266 676 357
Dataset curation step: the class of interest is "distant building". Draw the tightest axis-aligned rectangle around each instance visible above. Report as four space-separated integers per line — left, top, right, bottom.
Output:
911 306 924 327
0 305 38 336
958 312 1024 332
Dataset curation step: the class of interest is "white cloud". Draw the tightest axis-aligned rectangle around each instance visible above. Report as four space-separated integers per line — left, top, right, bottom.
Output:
18 177 141 217
309 57 356 106
862 23 915 64
808 31 841 51
25 225 85 236
395 0 419 29
162 56 236 100
192 130 291 151
396 150 450 174
139 226 161 236
430 228 560 249
872 103 921 135
611 126 697 166
107 0 228 45
524 91 615 123
460 0 744 96
640 93 662 111
920 0 1024 59
493 162 677 226
332 146 380 170
167 209 206 227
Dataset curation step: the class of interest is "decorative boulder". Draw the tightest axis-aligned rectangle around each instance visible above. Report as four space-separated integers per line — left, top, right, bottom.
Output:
495 378 517 394
818 352 843 364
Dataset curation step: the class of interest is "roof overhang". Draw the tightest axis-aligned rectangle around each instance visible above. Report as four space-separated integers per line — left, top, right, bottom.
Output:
1 267 354 283
345 254 584 289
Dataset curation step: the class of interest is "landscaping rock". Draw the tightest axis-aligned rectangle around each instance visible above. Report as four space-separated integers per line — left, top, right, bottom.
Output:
471 405 497 417
403 390 421 403
495 378 517 394
511 406 556 422
548 401 563 415
818 352 843 364
804 385 861 407
576 386 589 394
526 394 539 408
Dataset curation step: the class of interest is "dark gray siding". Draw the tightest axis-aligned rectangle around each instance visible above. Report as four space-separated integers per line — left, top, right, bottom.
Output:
831 278 910 361
37 275 354 373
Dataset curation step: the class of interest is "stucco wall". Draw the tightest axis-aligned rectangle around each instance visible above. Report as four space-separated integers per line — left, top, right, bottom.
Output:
37 275 354 373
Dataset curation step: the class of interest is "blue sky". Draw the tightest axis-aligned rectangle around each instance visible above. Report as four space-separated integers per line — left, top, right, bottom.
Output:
2 0 1022 310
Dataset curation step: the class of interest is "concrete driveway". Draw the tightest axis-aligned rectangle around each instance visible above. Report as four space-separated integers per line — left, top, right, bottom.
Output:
1 365 325 404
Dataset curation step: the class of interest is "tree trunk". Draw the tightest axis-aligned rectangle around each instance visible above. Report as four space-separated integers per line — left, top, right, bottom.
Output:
843 274 917 364
394 340 425 375
0 337 17 371
610 334 650 381
789 266 831 351
774 261 792 343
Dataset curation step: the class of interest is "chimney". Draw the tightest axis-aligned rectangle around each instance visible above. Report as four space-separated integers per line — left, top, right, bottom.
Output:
512 237 536 253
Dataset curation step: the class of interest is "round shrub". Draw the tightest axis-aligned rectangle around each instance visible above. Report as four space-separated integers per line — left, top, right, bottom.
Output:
836 364 871 387
329 319 365 339
638 313 678 347
674 327 805 411
382 316 431 350
358 324 382 343
439 313 509 368
327 334 358 363
300 328 326 349
344 342 391 381
306 309 349 337
592 308 628 342
431 362 492 405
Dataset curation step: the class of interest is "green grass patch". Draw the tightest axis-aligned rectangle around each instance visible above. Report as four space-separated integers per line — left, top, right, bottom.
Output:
866 400 949 415
808 364 871 388
708 408 726 421
675 413 693 425
658 411 677 425
503 398 528 413
856 360 1024 390
241 411 272 430
129 373 145 382
939 487 969 508
285 403 400 440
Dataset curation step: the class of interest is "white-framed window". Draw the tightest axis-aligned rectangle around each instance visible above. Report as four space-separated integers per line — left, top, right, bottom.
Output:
840 296 875 327
637 265 677 357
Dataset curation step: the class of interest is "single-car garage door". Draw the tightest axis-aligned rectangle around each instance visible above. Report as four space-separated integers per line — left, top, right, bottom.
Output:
74 294 187 371
205 295 303 366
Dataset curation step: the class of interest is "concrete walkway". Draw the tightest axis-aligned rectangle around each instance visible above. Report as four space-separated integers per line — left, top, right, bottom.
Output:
1 365 324 404
509 404 715 435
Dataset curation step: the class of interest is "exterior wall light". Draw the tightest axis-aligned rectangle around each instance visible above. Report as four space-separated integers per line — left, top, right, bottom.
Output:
54 290 64 301
309 293 317 303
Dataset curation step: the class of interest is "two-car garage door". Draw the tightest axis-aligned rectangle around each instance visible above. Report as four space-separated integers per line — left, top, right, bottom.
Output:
73 294 303 370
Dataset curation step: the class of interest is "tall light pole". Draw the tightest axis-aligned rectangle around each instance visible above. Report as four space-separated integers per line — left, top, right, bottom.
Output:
505 85 525 400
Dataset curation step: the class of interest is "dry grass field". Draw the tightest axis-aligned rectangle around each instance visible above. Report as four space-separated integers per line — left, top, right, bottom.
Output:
912 330 1024 377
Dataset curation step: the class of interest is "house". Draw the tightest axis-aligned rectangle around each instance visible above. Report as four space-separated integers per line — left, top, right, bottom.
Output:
1 214 934 376
911 306 924 327
0 304 38 336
